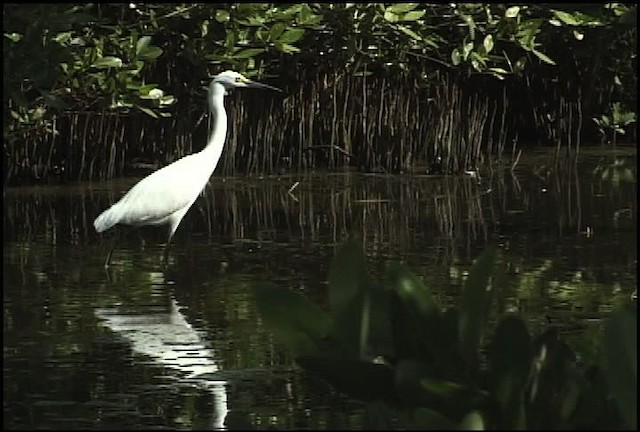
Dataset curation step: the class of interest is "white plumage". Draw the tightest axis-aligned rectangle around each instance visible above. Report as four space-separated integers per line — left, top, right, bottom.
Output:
94 70 281 266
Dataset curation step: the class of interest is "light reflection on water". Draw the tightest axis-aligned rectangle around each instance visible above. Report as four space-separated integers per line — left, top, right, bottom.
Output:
3 149 636 429
95 294 228 429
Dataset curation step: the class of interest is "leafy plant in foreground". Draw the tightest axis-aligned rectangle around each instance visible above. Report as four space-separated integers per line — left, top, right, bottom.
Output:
253 241 636 429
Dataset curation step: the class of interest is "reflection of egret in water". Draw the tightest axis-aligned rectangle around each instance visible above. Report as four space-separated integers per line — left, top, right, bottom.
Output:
95 296 228 429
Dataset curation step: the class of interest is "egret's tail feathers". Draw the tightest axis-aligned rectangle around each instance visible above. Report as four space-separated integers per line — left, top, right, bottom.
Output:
94 206 119 233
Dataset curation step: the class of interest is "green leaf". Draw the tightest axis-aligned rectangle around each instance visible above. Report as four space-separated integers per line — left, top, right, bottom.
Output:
92 56 123 68
451 48 461 65
328 240 367 318
387 263 439 318
531 48 556 65
330 290 368 358
488 67 509 74
483 34 494 53
387 264 443 363
463 42 474 60
215 9 230 23
253 282 332 356
490 316 532 385
459 411 484 430
397 25 422 40
159 95 175 106
505 6 520 18
4 32 22 42
231 48 265 59
458 247 496 363
277 28 305 44
384 10 400 23
136 36 151 56
274 42 300 53
603 306 637 429
552 10 581 26
138 46 163 61
136 105 158 118
270 23 285 41
401 10 425 21
387 3 418 14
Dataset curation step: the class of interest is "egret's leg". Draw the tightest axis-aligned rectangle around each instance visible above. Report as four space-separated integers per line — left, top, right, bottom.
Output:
104 232 119 267
162 237 173 268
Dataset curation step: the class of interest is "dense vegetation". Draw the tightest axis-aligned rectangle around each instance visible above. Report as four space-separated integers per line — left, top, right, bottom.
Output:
3 3 637 184
254 241 637 430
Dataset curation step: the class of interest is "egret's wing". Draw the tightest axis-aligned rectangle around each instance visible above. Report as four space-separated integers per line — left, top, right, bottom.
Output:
115 154 212 226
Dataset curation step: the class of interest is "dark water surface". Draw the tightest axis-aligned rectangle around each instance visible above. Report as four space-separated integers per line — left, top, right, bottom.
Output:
4 148 636 429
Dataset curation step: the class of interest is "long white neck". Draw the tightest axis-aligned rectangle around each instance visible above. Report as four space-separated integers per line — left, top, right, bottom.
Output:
203 82 227 168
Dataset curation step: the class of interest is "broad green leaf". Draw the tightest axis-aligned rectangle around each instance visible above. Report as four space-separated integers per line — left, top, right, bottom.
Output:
387 265 443 363
505 6 520 18
253 282 332 356
270 23 285 41
159 95 175 106
215 9 230 23
483 34 494 53
397 25 422 40
387 262 439 318
490 316 532 385
458 247 496 363
225 30 236 51
136 36 151 56
4 32 22 42
387 3 418 14
138 46 163 60
531 48 556 65
146 88 164 99
231 48 265 59
459 411 485 430
463 42 474 60
384 10 400 23
603 306 637 430
136 105 158 118
328 240 367 318
330 291 368 358
552 10 581 26
277 28 305 44
488 67 509 74
273 41 301 53
420 376 466 398
92 56 122 68
451 48 461 65
401 10 425 21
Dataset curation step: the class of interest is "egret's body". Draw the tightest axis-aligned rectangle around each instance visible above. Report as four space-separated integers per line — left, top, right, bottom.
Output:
94 71 280 266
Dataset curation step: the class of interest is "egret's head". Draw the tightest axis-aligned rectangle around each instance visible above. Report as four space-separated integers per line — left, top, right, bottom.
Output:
210 71 281 95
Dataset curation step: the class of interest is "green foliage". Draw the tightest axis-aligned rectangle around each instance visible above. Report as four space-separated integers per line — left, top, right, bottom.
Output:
3 3 637 183
593 102 637 145
253 241 637 429
3 3 174 154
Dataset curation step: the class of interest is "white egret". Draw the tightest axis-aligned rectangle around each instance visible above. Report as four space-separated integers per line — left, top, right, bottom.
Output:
94 71 281 267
